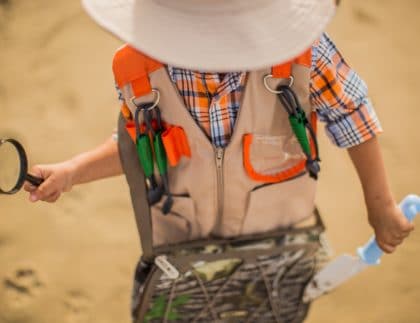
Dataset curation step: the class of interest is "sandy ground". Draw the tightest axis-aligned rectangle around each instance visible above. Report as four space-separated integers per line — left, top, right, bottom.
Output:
1 0 420 322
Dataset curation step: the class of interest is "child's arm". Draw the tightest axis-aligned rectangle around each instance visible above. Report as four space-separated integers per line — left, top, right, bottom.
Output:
348 137 414 253
24 136 122 203
309 33 414 253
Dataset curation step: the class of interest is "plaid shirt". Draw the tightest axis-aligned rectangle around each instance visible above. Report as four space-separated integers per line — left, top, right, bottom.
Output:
117 33 382 148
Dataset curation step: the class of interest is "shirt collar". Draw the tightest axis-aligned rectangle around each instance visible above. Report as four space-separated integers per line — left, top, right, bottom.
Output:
166 65 246 99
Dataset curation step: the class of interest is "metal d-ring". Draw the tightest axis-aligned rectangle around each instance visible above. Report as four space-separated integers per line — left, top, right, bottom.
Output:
130 88 161 111
263 74 294 94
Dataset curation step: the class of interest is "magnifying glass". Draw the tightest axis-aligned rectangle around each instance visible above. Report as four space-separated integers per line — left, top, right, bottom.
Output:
0 138 44 195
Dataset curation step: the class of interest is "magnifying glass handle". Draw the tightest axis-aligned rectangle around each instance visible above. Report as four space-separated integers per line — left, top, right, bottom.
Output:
25 173 44 187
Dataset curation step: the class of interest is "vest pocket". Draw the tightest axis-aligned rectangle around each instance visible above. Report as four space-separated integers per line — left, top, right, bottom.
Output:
241 174 316 235
151 195 199 246
243 133 306 183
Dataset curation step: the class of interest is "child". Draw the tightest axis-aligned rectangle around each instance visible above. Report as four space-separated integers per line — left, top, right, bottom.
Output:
24 0 414 321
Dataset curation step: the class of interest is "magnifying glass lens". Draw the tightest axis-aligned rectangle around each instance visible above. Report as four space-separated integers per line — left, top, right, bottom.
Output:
0 140 22 192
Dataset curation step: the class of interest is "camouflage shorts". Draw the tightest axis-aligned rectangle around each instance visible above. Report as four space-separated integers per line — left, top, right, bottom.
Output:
130 230 329 323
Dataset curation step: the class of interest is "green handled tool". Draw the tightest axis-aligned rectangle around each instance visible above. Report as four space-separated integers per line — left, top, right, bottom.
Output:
154 132 173 214
289 109 311 156
147 108 173 214
276 85 320 179
134 105 163 205
136 135 155 179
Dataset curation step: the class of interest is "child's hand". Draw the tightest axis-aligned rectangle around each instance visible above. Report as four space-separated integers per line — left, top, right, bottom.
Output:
367 200 415 253
23 162 75 203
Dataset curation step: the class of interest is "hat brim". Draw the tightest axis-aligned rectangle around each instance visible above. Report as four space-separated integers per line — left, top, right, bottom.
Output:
82 0 335 72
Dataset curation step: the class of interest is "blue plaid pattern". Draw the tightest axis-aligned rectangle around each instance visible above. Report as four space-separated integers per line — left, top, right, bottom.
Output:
166 67 245 147
310 33 382 147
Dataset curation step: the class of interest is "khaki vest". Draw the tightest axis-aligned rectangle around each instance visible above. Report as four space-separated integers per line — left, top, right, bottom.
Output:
114 46 318 250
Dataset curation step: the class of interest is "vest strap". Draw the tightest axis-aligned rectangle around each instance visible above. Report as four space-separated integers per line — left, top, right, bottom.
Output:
271 47 312 79
270 47 320 179
113 45 163 98
118 113 154 260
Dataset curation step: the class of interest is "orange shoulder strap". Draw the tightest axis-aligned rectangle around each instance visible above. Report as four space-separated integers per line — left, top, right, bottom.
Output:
112 44 163 97
271 47 312 79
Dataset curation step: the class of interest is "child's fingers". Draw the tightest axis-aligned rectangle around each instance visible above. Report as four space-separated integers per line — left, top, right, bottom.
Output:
29 177 58 202
30 189 61 203
23 182 37 192
383 234 411 251
391 237 404 246
29 192 38 202
399 212 415 232
377 232 404 253
385 233 405 245
378 241 396 254
24 166 45 193
404 223 415 232
392 230 410 240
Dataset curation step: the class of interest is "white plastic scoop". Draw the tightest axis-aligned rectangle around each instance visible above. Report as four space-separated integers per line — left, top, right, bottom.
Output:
303 194 420 302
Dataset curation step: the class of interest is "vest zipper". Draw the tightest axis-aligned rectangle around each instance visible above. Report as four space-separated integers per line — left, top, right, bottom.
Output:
215 147 225 230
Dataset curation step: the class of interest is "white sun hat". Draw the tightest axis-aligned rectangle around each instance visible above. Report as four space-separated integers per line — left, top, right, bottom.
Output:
82 0 335 72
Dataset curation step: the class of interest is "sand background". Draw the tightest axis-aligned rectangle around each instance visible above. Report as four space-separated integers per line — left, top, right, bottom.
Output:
1 0 420 322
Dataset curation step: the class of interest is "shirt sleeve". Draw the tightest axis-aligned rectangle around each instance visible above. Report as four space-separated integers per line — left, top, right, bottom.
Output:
310 33 382 148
